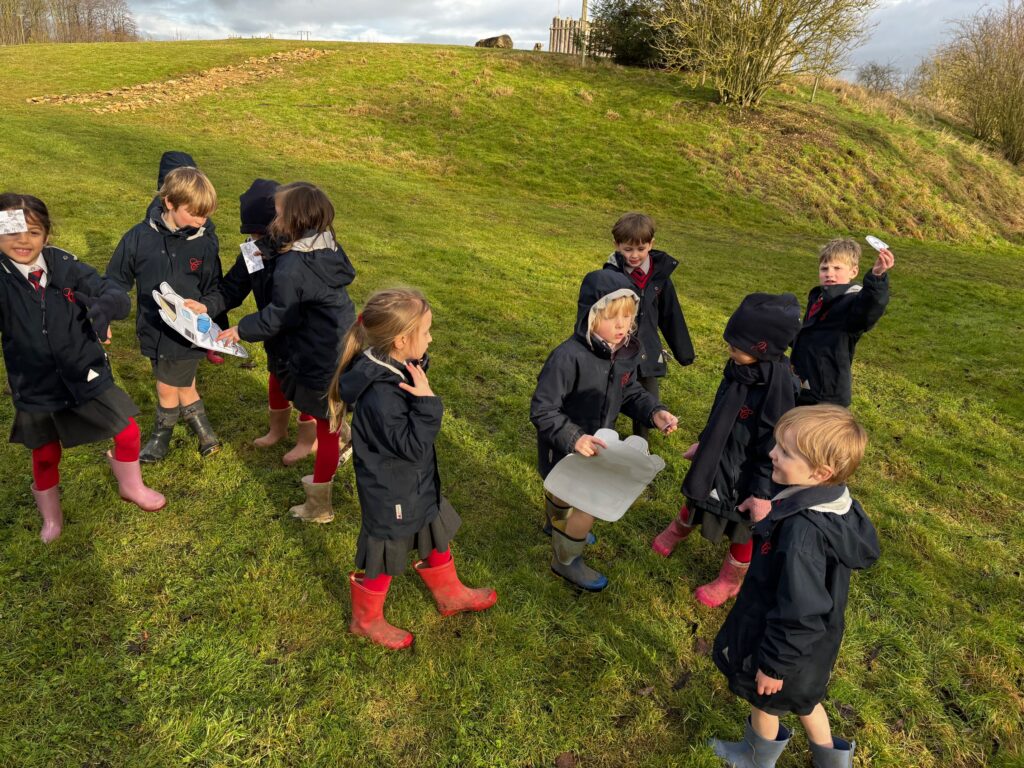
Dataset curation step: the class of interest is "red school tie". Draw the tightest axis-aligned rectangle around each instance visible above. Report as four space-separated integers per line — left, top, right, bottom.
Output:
629 265 650 291
27 268 44 292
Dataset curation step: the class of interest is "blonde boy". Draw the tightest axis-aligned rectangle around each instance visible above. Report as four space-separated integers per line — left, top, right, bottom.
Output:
530 270 678 590
710 405 879 768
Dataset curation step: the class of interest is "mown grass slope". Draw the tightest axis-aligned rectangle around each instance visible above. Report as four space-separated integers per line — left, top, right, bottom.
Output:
0 39 1021 768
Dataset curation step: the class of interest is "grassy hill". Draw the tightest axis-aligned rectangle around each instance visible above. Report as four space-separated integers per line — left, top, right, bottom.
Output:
0 39 1021 768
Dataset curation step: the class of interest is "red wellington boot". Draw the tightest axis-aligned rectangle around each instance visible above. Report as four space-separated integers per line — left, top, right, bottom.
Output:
652 505 694 557
205 349 225 365
348 572 413 650
694 554 749 607
415 556 498 616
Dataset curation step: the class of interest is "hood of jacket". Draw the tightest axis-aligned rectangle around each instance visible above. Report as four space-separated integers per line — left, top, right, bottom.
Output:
338 349 430 405
763 485 880 569
157 151 196 188
288 231 355 289
574 270 639 351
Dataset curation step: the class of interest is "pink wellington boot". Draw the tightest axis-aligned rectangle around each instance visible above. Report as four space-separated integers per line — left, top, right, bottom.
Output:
652 505 695 557
415 556 498 616
348 572 414 650
282 417 318 466
31 484 64 543
694 554 749 607
106 452 167 511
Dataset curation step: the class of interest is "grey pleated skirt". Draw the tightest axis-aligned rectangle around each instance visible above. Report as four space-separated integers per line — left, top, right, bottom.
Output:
10 385 140 450
356 497 462 578
685 498 753 545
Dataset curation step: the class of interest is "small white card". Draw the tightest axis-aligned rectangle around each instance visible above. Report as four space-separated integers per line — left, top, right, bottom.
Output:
240 239 264 274
0 209 28 235
865 234 889 252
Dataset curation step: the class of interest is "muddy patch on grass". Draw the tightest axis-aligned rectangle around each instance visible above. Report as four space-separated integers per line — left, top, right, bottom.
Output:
27 48 334 113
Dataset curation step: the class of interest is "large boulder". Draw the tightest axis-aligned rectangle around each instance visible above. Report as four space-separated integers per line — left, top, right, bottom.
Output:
475 35 513 49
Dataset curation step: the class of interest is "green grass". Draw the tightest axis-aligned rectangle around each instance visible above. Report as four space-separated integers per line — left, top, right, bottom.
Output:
0 39 1022 767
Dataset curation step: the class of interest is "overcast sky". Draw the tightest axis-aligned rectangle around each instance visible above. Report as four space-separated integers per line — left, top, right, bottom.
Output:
131 0 992 76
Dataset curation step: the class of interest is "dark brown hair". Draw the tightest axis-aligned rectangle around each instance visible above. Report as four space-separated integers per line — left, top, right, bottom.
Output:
270 182 335 251
612 212 655 245
0 192 51 236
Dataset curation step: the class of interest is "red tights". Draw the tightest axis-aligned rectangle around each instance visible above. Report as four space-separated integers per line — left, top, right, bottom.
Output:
361 549 452 592
267 373 314 422
312 417 340 483
729 540 753 564
32 418 141 490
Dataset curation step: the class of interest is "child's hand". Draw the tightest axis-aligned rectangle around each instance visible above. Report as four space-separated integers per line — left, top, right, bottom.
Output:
103 327 112 345
653 410 678 435
739 496 772 523
683 442 699 460
871 248 895 276
183 299 208 314
217 326 241 344
756 670 783 696
398 362 435 397
574 434 608 457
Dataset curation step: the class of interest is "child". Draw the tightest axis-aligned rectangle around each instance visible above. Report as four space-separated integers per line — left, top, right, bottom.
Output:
194 178 320 462
652 293 801 607
791 238 894 407
709 405 879 768
219 182 355 522
603 212 694 439
531 270 679 591
106 162 223 461
153 151 227 366
0 194 165 543
328 288 497 649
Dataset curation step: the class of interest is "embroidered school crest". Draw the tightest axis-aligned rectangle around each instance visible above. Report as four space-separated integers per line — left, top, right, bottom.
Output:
62 287 75 304
761 540 772 555
738 405 753 420
189 257 202 272
751 340 768 354
620 371 632 388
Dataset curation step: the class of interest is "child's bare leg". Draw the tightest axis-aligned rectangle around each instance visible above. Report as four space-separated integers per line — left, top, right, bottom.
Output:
176 380 200 408
564 509 595 539
750 706 781 740
156 380 181 408
798 703 833 747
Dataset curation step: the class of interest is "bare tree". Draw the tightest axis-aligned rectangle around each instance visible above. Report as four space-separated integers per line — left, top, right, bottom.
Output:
856 60 901 94
654 0 877 107
0 0 137 44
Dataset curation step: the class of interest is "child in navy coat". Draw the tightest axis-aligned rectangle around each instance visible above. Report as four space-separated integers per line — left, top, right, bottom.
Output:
1 193 165 543
791 237 894 407
652 293 801 607
328 288 497 650
602 212 694 439
709 405 879 768
219 183 355 522
531 270 679 591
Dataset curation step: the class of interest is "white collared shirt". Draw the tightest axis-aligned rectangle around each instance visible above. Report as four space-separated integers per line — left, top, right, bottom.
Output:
13 255 48 288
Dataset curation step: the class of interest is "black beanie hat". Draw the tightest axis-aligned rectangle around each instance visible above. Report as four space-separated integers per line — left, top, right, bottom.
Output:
157 151 197 189
239 179 280 234
723 292 801 361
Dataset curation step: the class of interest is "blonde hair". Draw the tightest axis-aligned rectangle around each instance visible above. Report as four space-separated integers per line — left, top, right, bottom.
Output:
270 182 335 252
159 167 217 218
590 295 638 339
774 405 867 485
327 287 432 431
818 238 860 270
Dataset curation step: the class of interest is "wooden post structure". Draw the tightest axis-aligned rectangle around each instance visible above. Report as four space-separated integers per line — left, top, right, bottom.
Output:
580 0 588 65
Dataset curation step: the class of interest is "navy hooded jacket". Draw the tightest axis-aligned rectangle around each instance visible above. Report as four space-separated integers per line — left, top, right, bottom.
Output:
603 249 695 377
338 350 443 539
791 272 889 406
1 247 130 412
713 484 880 716
236 232 356 390
530 270 666 479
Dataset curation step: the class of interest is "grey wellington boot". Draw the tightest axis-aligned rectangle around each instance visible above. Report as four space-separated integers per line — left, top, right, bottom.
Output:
180 399 221 457
810 737 855 768
709 718 792 768
550 526 608 591
542 495 596 544
139 405 179 463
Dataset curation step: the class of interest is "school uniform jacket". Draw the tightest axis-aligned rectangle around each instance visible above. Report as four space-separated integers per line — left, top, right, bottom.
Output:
713 484 880 715
687 373 787 515
106 197 222 362
236 232 356 391
530 270 666 479
1 247 130 412
790 272 889 406
203 237 287 368
338 350 443 540
604 249 695 377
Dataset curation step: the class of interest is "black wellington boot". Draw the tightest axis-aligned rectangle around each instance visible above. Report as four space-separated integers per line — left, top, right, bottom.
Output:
140 405 179 464
180 399 222 457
